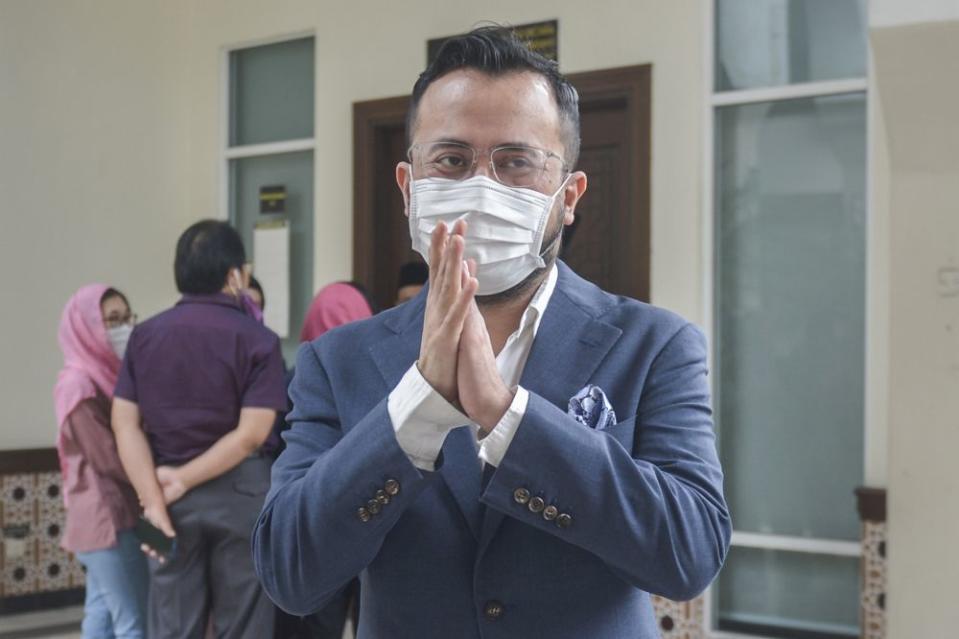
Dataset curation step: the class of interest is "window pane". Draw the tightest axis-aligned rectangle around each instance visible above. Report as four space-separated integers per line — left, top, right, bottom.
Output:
715 0 867 91
718 547 860 637
230 151 313 362
229 37 314 146
715 93 866 541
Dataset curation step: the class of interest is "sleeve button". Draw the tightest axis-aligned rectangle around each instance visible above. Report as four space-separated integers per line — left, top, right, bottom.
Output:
543 505 559 521
384 479 401 496
484 600 504 620
556 513 573 529
357 507 371 522
513 488 530 504
528 496 545 513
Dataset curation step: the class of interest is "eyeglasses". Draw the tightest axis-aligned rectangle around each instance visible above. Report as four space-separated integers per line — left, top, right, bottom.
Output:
103 313 137 329
408 142 568 189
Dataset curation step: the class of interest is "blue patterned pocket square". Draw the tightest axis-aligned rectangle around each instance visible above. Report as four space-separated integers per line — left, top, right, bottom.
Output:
568 385 617 431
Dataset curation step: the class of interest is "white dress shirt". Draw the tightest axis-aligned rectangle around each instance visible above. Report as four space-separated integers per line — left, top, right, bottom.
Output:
387 265 559 471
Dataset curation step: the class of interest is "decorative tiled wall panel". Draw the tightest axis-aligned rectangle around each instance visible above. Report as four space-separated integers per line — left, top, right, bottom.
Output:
1 468 84 599
857 487 887 639
861 520 887 639
651 595 705 639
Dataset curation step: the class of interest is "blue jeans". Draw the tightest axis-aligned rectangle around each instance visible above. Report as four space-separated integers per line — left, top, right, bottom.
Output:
76 529 149 639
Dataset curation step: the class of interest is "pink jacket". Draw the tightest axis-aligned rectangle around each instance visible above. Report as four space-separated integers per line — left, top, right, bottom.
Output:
59 393 139 553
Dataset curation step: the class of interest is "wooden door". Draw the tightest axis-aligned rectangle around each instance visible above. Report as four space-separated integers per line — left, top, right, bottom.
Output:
353 64 651 309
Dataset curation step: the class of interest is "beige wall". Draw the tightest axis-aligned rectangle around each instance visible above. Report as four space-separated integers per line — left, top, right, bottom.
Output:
871 19 959 636
184 0 708 322
0 1 708 452
0 0 193 450
871 0 959 28
864 59 891 488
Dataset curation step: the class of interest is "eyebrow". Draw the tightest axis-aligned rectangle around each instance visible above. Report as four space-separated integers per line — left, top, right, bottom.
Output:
427 138 539 149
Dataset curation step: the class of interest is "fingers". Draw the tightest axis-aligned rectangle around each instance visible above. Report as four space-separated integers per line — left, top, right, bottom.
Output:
158 519 176 538
443 221 468 298
441 235 464 301
140 543 165 564
430 220 468 309
428 222 448 282
445 261 478 335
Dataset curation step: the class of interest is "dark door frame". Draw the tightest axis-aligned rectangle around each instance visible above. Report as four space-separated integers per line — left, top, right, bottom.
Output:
567 64 652 301
352 64 651 300
352 95 410 289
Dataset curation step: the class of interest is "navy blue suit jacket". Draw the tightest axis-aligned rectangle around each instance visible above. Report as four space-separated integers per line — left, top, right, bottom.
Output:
253 262 731 638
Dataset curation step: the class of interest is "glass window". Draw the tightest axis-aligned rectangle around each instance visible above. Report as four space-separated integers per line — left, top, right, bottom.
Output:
715 0 867 91
229 37 315 146
230 151 314 362
715 93 867 542
718 547 860 636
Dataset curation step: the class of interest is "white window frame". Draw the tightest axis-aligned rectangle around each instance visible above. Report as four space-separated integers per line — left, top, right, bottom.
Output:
218 30 317 222
701 2 871 637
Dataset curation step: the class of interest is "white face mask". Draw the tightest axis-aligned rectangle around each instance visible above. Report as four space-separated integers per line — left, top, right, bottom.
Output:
408 174 567 296
107 324 133 360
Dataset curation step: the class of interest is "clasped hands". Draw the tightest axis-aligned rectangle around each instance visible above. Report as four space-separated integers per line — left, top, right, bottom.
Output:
417 220 514 434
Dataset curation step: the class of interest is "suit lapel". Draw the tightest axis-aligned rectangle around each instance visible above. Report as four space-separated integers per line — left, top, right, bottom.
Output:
478 264 623 555
439 427 483 540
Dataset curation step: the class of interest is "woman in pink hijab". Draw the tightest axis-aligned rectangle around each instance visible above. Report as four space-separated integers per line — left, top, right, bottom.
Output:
300 281 375 342
54 284 148 639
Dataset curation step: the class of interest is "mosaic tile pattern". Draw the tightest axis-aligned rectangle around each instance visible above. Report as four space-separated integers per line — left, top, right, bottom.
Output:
1 472 84 598
651 595 705 639
861 520 887 639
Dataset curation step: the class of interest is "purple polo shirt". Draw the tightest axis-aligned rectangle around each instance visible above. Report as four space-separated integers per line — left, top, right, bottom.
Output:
114 293 288 465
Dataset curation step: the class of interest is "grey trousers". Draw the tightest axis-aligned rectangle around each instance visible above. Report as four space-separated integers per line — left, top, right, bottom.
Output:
148 456 275 639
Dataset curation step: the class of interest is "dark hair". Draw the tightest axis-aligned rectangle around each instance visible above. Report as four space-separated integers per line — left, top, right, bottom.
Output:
408 25 581 168
100 288 129 309
397 261 429 289
174 220 246 295
248 275 265 310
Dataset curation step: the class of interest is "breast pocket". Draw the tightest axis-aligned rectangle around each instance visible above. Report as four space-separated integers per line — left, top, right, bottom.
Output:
602 415 637 453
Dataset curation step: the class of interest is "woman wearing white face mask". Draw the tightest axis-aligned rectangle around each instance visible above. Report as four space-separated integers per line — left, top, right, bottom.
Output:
54 284 148 639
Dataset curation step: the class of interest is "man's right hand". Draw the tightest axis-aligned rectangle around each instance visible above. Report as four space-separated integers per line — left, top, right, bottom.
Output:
417 220 478 404
141 501 176 563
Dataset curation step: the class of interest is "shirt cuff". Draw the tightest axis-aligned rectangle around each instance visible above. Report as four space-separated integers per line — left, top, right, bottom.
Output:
478 387 529 468
387 363 470 471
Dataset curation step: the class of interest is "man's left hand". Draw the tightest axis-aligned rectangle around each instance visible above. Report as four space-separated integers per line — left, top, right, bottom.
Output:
156 466 188 505
456 268 514 433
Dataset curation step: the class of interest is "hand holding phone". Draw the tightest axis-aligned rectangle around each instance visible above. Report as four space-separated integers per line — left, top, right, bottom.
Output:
135 512 177 562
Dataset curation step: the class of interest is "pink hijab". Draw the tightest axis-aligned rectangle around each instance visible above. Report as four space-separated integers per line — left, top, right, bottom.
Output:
300 283 373 342
53 284 121 427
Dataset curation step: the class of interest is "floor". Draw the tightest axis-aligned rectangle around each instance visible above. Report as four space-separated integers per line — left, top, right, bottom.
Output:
0 607 356 639
0 606 82 639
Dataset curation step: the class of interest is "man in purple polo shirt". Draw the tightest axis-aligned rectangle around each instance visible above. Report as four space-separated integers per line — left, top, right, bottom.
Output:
112 220 287 639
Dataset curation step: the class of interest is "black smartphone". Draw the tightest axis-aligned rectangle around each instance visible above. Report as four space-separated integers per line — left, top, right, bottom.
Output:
134 515 176 558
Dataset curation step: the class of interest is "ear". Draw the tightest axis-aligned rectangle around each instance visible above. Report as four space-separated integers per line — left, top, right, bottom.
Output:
561 171 588 226
396 162 412 218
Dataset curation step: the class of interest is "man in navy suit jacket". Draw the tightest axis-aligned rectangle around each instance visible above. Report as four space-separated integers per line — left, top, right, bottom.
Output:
253 27 730 639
